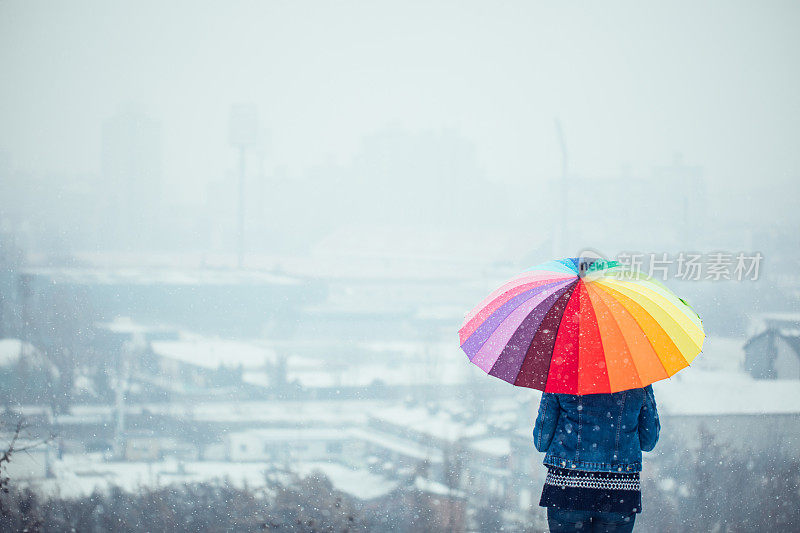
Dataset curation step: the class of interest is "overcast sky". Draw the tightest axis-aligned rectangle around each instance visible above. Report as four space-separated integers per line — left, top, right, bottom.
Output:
1 0 799 204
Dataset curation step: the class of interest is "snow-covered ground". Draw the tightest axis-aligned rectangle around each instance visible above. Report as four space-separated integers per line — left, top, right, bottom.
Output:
26 453 400 503
653 335 800 415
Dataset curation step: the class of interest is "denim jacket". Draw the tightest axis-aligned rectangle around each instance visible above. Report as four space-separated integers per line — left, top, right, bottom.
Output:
533 385 660 473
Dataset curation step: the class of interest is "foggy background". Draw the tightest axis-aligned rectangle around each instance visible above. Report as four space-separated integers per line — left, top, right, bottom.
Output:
2 0 799 259
1 1 799 531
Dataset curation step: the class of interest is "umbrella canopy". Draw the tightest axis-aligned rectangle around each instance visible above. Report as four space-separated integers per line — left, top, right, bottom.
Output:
459 257 704 394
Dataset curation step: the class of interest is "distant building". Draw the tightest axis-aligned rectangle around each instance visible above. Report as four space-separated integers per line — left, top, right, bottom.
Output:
225 428 350 463
0 338 59 404
465 437 513 502
18 267 320 337
123 430 188 462
744 313 800 379
292 461 399 503
0 436 53 480
652 377 800 464
148 336 277 392
403 476 467 531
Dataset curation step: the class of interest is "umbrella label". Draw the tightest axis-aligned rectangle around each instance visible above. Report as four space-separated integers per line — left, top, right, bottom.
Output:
579 259 620 276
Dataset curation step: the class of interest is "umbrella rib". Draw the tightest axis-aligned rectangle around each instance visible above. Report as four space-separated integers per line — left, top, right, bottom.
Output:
600 276 704 344
577 281 612 394
513 280 579 391
584 282 645 392
595 279 702 361
462 272 574 326
590 282 671 379
462 279 574 359
459 277 573 343
621 272 703 329
592 283 688 376
488 283 576 385
541 281 582 392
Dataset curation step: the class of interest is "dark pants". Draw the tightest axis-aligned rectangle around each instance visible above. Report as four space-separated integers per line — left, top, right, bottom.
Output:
547 507 636 533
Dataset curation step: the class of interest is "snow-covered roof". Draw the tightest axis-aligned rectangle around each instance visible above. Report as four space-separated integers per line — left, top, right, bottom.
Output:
181 400 372 424
287 361 471 388
293 462 399 501
37 455 398 502
0 434 49 452
349 428 444 463
0 338 57 374
227 428 348 442
691 336 745 373
370 406 488 443
36 456 272 498
241 340 476 389
21 267 301 286
413 476 465 498
655 372 800 416
761 312 800 323
150 335 277 370
748 313 800 337
11 400 378 426
0 338 36 366
96 316 177 335
469 438 511 458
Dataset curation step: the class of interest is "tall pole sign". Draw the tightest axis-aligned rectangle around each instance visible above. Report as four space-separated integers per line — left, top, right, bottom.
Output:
228 104 259 269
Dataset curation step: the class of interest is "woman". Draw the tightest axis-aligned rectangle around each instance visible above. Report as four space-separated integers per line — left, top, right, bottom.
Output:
533 384 660 532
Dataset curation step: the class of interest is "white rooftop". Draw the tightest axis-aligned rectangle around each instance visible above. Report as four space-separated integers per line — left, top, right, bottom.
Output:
0 338 57 375
31 456 271 498
21 266 301 286
654 373 800 416
243 340 477 389
293 462 398 501
691 336 746 373
0 338 37 366
371 406 488 443
469 437 512 458
96 316 177 335
151 335 277 370
228 428 348 442
349 428 444 463
30 455 398 503
413 476 465 498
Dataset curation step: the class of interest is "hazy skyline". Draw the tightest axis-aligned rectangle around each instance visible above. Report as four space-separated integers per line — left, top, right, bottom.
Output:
2 1 799 200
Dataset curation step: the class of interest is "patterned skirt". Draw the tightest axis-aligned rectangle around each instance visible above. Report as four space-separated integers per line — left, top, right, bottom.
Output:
539 466 642 514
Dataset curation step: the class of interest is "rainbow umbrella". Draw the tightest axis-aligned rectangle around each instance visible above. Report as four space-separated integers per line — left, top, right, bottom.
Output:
459 257 704 394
